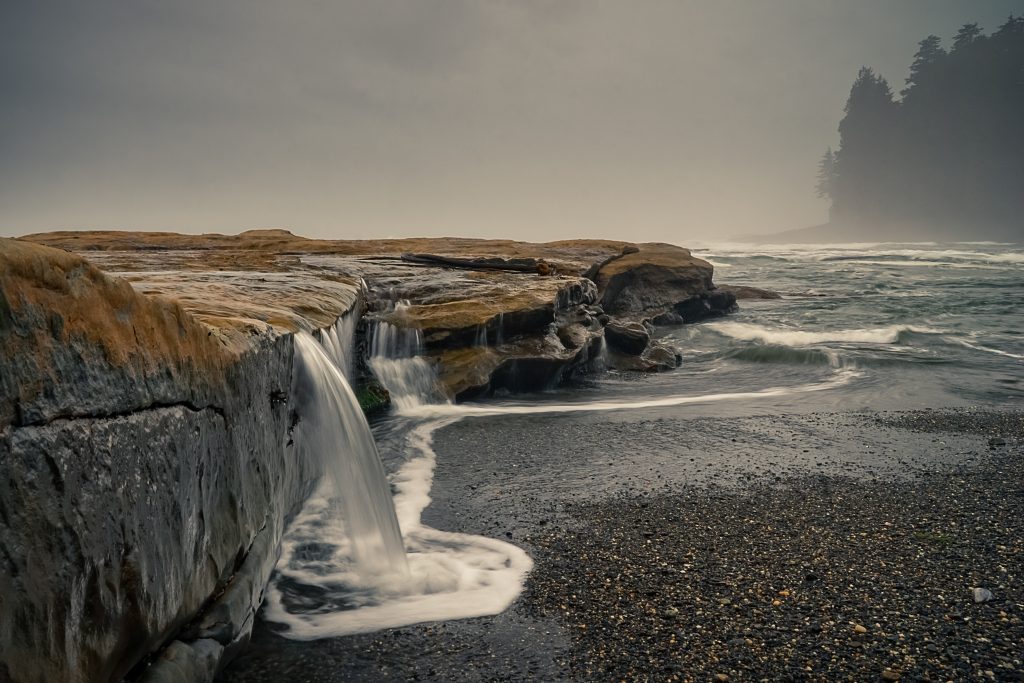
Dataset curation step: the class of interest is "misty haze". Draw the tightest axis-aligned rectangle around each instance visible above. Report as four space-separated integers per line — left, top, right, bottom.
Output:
1 3 1022 683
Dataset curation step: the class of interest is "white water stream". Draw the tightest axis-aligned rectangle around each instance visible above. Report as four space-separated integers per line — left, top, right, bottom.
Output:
367 301 448 410
266 313 531 639
290 334 407 573
267 312 858 639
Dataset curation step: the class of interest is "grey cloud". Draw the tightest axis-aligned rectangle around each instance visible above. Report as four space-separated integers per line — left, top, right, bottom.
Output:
2 0 1020 240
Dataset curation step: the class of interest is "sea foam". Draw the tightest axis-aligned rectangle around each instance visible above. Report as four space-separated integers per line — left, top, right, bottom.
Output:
707 322 941 346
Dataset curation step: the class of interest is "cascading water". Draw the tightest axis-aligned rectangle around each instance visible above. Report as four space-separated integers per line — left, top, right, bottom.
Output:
291 334 407 573
265 314 530 639
368 302 447 409
267 303 858 640
316 312 358 381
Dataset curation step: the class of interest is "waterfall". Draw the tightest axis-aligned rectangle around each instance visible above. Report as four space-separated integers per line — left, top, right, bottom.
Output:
595 334 609 369
265 312 530 640
292 334 407 573
368 302 447 409
317 312 358 381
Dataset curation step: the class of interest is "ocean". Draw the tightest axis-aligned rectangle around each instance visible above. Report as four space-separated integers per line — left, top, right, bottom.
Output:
515 240 1024 417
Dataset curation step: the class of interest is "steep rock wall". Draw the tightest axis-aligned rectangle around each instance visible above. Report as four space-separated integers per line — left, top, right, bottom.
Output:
0 240 353 682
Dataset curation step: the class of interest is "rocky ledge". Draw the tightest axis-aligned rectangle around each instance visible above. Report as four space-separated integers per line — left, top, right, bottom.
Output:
20 230 738 401
1 229 742 681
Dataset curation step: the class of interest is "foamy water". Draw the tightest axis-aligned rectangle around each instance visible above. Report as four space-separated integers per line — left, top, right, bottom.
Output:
263 418 532 639
268 332 860 638
706 322 942 346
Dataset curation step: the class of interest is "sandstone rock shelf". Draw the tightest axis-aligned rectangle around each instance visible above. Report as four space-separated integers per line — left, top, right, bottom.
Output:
1 230 743 681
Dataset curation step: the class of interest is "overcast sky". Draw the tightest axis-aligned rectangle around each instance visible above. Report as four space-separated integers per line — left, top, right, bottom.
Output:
1 1 1020 242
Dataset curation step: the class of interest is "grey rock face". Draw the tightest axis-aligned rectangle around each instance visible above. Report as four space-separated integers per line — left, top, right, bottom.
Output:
0 243 350 682
0 335 321 683
604 320 651 356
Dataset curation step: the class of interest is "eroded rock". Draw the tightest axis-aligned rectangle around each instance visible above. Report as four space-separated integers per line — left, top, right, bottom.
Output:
604 320 651 356
0 240 347 682
590 243 732 323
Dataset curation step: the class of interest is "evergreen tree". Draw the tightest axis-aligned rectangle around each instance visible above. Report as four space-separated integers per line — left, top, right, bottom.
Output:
819 17 1024 239
902 35 945 96
832 68 897 219
815 148 837 200
952 23 983 52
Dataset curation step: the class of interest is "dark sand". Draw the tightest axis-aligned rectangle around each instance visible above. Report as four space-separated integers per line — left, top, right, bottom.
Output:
219 410 1022 682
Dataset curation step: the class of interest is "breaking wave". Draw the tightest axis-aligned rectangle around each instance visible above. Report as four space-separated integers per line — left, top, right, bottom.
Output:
707 322 942 346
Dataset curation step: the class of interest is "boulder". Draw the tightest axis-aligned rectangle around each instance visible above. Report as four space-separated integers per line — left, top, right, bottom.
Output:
669 290 738 324
604 320 651 356
557 323 592 350
591 243 715 320
606 340 681 373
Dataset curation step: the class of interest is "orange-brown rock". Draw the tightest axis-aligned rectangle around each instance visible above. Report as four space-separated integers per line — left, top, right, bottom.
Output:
590 242 716 319
0 237 350 683
0 238 231 427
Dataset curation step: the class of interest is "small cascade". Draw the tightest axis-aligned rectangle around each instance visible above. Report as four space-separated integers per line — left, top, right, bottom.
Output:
317 312 358 381
368 302 447 410
266 327 531 640
595 334 609 369
474 324 488 347
495 312 505 346
292 334 408 573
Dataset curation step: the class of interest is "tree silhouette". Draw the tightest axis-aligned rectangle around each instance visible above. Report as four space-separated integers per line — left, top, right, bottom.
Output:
815 148 837 200
819 17 1024 240
901 35 945 96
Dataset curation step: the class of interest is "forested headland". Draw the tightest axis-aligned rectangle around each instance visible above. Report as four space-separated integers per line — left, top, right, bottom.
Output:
812 17 1023 242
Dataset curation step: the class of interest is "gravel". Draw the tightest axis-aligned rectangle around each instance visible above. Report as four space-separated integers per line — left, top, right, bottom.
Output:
523 410 1023 681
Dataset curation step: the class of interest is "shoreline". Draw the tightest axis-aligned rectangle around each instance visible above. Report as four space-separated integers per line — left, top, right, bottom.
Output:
219 408 1023 681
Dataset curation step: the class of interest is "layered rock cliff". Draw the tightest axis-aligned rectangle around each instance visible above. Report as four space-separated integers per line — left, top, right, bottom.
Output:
1 230 736 681
0 239 359 682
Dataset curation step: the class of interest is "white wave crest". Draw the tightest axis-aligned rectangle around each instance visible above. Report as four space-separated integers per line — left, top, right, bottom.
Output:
398 370 859 420
707 322 941 346
949 337 1024 361
690 242 1024 266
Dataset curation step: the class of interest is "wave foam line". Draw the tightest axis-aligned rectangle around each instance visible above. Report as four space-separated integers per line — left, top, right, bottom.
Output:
950 337 1024 361
398 369 859 420
262 418 532 640
266 366 861 639
706 322 942 346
